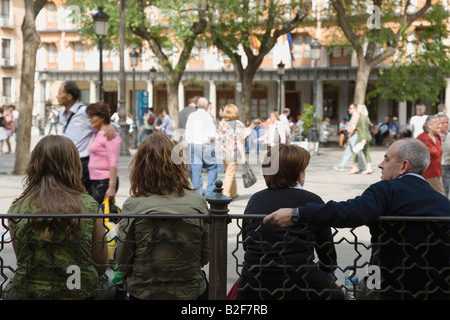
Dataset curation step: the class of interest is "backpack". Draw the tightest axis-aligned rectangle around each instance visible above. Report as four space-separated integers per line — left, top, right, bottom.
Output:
148 114 155 125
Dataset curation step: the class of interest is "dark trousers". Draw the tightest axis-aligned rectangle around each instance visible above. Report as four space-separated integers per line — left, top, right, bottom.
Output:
90 178 119 204
80 156 91 193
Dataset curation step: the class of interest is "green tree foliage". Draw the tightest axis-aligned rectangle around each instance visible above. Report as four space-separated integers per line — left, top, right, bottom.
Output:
367 4 450 104
328 0 432 105
67 0 208 127
208 0 309 120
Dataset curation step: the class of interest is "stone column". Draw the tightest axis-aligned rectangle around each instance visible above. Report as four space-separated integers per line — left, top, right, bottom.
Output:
178 82 184 112
209 80 217 120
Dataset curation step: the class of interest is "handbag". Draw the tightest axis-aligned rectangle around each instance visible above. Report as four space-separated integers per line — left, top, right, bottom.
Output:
352 141 365 154
99 197 121 261
242 163 257 188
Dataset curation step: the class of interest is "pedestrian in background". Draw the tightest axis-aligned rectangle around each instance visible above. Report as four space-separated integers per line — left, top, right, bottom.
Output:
248 118 265 154
57 81 116 193
218 104 246 199
438 114 450 197
185 96 218 196
86 102 122 204
47 105 59 135
417 115 445 195
334 103 365 173
178 96 199 130
409 104 427 138
156 109 174 138
350 104 373 175
141 108 155 141
254 111 286 148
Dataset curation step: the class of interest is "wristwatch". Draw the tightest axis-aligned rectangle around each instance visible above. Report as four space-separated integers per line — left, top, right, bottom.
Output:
291 208 299 225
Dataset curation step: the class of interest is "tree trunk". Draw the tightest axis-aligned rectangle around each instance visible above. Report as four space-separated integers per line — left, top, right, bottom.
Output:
13 0 42 174
240 74 254 121
166 82 179 128
353 60 372 106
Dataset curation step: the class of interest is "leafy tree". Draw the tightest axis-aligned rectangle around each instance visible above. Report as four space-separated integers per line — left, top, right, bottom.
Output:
208 0 309 121
329 0 432 105
69 0 208 128
13 0 48 174
367 4 450 105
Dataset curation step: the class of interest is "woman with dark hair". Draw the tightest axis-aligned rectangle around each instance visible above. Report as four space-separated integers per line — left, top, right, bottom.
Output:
239 143 344 300
115 132 209 300
86 102 122 204
5 135 113 300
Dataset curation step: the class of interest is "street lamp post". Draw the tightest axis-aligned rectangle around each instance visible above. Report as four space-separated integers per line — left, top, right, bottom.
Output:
93 7 109 102
149 66 157 110
41 70 49 135
129 44 139 149
277 61 285 114
310 38 322 146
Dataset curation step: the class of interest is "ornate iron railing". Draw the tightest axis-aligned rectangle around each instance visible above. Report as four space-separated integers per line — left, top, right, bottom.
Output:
1 187 449 300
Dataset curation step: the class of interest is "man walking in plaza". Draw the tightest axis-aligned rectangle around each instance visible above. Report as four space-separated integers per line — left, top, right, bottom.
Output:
57 81 115 192
178 96 199 130
264 138 450 299
185 96 218 196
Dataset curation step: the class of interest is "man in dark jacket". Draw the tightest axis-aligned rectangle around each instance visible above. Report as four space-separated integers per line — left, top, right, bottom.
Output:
264 138 450 299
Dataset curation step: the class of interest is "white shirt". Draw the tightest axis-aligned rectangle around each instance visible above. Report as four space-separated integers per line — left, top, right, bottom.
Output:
259 121 286 146
280 114 290 136
60 102 96 158
185 109 217 144
410 115 427 138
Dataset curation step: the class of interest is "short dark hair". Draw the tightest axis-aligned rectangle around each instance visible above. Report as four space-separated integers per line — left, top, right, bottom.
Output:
63 81 81 102
263 144 310 189
86 102 110 124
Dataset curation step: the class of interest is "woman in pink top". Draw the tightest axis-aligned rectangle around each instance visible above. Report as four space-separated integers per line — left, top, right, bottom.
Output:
86 102 122 204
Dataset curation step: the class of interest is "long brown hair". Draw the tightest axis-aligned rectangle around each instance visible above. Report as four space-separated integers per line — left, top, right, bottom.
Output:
129 132 192 196
11 135 87 242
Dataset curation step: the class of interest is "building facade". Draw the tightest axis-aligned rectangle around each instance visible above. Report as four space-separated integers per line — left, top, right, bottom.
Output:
4 1 450 131
0 0 23 109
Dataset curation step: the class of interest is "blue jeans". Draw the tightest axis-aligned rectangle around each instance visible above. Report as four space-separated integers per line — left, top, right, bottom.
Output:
190 144 218 196
141 129 152 141
339 133 366 170
48 122 58 135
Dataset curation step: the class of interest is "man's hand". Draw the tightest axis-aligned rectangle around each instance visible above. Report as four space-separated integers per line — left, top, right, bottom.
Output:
104 124 117 140
263 208 294 227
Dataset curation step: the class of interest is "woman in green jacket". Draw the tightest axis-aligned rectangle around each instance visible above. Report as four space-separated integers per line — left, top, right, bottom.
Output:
5 135 113 300
350 104 373 174
116 132 209 300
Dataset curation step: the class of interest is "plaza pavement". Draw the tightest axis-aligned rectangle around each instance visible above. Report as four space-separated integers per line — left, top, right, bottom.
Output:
0 125 388 291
